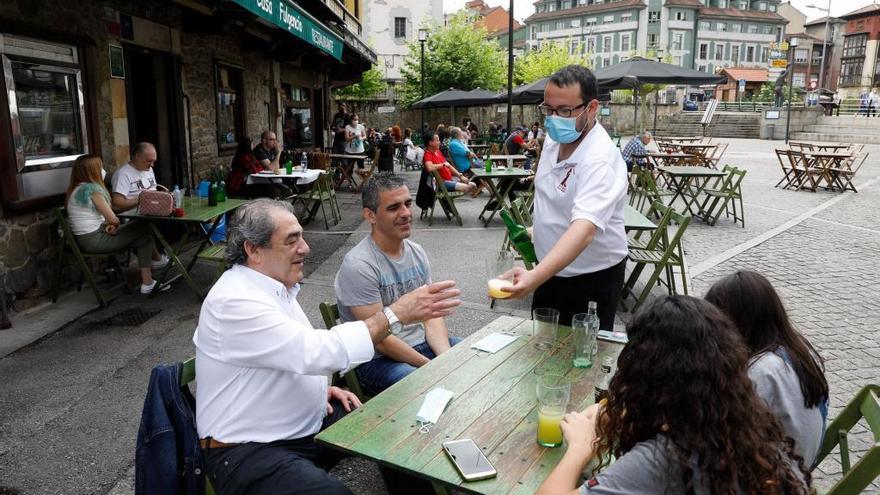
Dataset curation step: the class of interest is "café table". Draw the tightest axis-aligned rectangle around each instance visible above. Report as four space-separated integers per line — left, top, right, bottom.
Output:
489 154 528 168
647 152 695 169
327 153 367 188
624 204 656 232
657 165 727 221
247 169 321 192
677 143 716 166
316 315 625 495
470 167 533 227
118 197 249 298
814 143 851 152
803 151 854 192
470 144 491 152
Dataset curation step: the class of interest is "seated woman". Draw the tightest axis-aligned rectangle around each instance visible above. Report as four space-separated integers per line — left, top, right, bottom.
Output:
705 270 829 468
422 133 476 195
226 137 291 199
537 295 811 495
66 155 165 294
402 128 424 165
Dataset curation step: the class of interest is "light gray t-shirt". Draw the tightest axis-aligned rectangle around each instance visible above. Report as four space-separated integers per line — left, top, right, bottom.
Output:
748 349 824 467
334 236 431 357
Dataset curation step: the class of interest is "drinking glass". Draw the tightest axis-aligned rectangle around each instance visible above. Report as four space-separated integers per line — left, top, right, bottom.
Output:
532 308 559 349
486 251 515 300
571 313 599 368
536 373 570 447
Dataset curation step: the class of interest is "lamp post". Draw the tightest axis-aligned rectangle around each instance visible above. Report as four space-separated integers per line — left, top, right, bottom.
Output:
785 37 799 144
806 2 832 91
506 0 514 133
653 48 664 135
418 28 428 129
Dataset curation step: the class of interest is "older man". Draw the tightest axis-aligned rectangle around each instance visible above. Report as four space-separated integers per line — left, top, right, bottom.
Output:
111 142 158 211
194 199 460 494
502 65 628 330
621 131 652 171
253 130 282 172
335 173 460 395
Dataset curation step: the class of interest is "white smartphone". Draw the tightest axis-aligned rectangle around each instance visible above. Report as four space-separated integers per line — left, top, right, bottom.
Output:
442 438 498 481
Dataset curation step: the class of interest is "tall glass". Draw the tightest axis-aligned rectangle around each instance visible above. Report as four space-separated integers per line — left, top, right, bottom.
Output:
572 312 599 368
536 373 570 447
486 251 515 299
532 308 559 349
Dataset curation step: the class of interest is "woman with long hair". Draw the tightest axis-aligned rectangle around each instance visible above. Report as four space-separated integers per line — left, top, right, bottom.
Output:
705 270 829 468
66 155 163 294
537 295 810 495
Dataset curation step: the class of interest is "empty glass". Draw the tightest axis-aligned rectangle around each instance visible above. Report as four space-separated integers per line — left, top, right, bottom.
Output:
533 308 560 349
572 312 599 368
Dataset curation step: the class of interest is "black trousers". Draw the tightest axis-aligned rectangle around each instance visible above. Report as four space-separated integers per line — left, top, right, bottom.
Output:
532 257 626 329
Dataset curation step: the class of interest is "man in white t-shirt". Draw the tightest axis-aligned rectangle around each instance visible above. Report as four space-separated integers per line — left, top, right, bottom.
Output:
502 65 628 330
111 142 158 211
194 199 460 494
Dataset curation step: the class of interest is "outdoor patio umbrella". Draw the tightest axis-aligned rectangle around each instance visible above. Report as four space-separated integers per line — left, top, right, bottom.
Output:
497 75 638 105
593 57 727 135
411 88 499 125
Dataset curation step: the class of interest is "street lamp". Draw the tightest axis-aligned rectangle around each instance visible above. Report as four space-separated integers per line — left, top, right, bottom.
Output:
418 28 428 129
806 1 832 90
653 48 665 135
785 37 799 144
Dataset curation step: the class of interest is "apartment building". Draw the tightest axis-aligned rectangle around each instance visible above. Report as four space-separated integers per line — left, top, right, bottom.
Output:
837 3 880 97
779 3 845 91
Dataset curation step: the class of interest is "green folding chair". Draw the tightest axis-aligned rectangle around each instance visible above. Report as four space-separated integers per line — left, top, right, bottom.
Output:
813 384 880 494
179 358 216 495
52 208 130 307
291 172 339 230
319 302 371 403
698 165 747 227
626 199 674 251
424 170 464 226
500 197 535 270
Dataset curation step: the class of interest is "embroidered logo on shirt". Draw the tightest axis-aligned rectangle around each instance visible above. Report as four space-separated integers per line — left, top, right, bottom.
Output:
557 166 575 193
587 478 599 487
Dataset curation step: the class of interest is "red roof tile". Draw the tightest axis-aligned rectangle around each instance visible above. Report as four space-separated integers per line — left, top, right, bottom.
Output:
720 67 769 82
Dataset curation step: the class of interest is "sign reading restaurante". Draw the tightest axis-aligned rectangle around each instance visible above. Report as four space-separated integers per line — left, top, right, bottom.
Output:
234 0 344 60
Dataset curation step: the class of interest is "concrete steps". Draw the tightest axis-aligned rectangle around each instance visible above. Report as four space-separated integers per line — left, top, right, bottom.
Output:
791 115 880 144
654 111 760 138
790 131 880 144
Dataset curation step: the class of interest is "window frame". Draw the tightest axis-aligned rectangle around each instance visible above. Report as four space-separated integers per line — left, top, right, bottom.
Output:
393 17 407 39
699 43 708 60
214 62 246 156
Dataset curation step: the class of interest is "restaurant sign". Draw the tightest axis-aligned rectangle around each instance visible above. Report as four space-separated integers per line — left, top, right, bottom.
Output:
232 0 343 60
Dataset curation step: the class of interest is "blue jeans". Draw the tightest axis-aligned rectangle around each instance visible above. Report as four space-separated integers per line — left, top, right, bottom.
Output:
356 337 462 396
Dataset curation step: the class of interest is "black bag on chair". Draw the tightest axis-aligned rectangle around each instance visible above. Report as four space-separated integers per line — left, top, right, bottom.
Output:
415 169 435 211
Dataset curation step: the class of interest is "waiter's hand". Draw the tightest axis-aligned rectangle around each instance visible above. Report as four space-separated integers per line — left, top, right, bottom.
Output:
500 266 541 299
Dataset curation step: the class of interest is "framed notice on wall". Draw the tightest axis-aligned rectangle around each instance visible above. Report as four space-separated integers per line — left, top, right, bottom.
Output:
109 44 125 79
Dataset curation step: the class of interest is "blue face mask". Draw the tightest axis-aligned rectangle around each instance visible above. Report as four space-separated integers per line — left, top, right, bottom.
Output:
544 114 584 144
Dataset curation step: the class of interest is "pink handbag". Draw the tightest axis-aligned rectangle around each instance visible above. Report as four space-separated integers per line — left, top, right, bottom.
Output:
137 186 174 216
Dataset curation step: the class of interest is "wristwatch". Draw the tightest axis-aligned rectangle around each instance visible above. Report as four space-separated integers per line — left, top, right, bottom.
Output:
383 306 403 337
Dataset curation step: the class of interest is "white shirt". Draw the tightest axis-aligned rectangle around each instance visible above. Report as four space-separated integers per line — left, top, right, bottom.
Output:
193 264 375 443
345 124 366 154
533 122 628 277
67 183 108 235
111 162 156 199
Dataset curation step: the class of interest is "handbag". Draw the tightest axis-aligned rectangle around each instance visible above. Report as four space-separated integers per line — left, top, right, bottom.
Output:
137 185 174 216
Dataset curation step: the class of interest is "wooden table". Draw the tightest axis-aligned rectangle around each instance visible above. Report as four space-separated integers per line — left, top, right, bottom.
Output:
624 204 656 232
327 153 367 188
657 165 726 221
316 315 624 495
677 144 716 166
119 197 249 298
646 152 695 168
489 154 527 168
470 167 533 227
804 151 854 192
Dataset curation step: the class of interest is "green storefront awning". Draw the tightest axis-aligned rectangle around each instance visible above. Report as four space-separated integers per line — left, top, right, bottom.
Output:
232 0 344 60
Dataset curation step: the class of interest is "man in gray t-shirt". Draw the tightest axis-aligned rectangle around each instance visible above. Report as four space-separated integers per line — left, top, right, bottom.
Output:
334 173 459 395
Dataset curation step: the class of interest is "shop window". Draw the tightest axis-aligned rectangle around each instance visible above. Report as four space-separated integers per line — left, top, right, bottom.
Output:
0 34 90 208
215 64 244 154
281 83 312 149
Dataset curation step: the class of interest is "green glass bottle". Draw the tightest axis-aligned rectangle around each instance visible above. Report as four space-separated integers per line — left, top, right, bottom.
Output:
483 155 492 173
208 180 218 206
500 210 537 263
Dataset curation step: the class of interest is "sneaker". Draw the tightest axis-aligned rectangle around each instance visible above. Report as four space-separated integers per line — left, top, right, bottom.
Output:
150 255 170 269
140 280 171 294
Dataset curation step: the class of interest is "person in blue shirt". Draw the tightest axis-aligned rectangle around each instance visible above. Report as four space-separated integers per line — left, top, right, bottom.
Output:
620 131 652 171
447 126 483 197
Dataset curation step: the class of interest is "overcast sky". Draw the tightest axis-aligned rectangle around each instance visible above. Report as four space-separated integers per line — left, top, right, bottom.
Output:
443 0 877 23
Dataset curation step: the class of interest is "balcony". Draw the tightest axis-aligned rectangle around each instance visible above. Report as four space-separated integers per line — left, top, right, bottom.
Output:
313 0 362 35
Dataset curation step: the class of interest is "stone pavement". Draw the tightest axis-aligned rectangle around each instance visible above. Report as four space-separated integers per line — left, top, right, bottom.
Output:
0 138 877 494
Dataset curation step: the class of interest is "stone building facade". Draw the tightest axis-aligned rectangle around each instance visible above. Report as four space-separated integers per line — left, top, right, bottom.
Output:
0 0 373 311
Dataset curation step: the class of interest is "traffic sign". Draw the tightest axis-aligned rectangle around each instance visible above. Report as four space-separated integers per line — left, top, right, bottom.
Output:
738 79 746 92
771 59 788 68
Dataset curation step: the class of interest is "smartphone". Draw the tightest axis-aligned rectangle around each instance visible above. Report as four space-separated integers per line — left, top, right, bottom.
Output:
442 439 498 481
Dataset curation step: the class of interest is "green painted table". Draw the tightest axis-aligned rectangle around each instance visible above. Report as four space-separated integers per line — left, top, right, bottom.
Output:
624 204 655 232
119 197 249 298
316 315 624 494
657 165 726 221
470 167 533 227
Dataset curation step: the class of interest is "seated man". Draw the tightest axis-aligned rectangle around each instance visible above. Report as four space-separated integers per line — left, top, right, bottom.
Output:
422 133 476 195
195 198 460 494
621 131 652 171
253 130 282 172
335 173 461 395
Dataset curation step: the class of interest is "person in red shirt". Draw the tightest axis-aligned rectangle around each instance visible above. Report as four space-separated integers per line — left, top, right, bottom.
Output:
422 134 476 194
226 138 291 199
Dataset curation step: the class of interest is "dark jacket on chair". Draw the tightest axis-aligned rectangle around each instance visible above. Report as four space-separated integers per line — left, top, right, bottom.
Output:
135 362 205 495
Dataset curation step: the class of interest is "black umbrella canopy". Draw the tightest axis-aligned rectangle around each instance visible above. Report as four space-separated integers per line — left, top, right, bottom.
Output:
411 87 499 109
592 57 726 86
498 75 639 104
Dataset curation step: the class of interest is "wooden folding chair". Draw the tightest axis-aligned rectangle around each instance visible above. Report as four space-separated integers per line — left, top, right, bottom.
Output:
319 302 371 403
832 152 868 193
774 148 798 189
787 149 822 192
812 384 880 494
621 202 690 312
633 167 674 211
354 148 380 192
52 208 130 307
705 142 727 169
627 199 674 251
291 172 339 229
698 165 746 227
423 170 464 226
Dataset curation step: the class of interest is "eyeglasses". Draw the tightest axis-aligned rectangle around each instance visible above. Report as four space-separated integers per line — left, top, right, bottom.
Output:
537 102 587 118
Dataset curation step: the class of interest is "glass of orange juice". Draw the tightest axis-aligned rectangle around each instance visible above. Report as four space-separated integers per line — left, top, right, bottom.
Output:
536 373 570 447
487 251 515 299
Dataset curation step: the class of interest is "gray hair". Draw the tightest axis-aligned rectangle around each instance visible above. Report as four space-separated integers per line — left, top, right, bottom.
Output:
226 199 297 266
448 126 462 139
132 142 155 157
641 131 652 139
361 172 408 212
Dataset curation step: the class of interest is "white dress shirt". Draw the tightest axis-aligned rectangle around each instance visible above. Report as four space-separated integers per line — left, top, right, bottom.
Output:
533 122 628 277
193 264 375 443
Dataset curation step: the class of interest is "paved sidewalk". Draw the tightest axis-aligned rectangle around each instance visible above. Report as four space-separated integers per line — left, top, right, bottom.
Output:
0 138 877 493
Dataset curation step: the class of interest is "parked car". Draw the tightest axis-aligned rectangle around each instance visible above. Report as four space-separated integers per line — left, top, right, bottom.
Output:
683 100 699 111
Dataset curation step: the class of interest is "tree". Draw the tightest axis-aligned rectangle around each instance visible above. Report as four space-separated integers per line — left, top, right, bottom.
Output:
398 12 506 107
334 66 387 101
514 40 592 86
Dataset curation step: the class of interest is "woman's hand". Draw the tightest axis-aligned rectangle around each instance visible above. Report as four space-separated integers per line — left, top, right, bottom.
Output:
104 223 118 235
561 403 602 456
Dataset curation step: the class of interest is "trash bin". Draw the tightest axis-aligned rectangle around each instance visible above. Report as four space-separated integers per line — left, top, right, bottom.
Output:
763 123 776 140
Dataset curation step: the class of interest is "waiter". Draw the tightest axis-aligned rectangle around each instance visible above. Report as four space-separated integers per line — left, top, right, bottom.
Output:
502 65 628 329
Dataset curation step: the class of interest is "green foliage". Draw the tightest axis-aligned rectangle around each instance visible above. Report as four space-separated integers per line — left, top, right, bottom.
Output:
398 12 507 107
513 40 592 85
334 66 387 101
